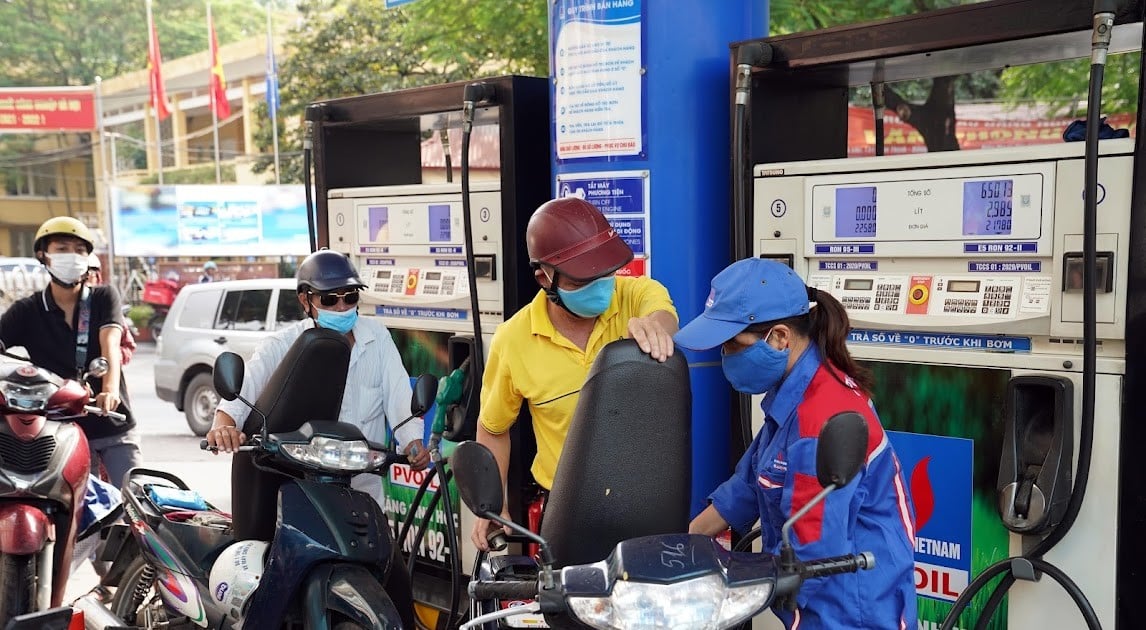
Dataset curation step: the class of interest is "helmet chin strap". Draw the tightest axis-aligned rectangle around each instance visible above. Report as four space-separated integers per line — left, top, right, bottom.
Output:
47 272 86 290
542 267 586 319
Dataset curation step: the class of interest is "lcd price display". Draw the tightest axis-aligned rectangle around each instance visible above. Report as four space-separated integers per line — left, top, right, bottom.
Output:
428 204 451 242
963 180 1013 236
836 186 878 238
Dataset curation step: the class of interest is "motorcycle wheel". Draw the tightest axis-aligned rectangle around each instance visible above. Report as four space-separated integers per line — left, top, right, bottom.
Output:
110 556 170 627
148 313 165 341
0 554 35 626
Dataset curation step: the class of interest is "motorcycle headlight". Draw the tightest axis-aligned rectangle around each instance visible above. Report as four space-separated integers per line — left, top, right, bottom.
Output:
279 436 388 472
0 381 53 412
566 573 773 630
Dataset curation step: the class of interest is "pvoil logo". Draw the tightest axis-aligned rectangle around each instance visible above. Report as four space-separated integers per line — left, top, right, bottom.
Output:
888 432 974 603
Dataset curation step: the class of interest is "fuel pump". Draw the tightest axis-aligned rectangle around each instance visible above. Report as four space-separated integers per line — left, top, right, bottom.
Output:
306 75 551 627
732 1 1144 628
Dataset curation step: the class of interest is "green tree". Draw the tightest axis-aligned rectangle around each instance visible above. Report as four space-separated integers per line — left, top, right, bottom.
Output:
770 0 995 151
0 0 265 87
998 53 1140 118
249 0 548 183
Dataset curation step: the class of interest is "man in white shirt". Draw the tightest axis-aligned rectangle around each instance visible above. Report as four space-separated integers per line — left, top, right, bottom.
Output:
205 250 431 500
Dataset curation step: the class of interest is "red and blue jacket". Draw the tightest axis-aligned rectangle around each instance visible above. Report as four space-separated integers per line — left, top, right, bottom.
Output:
709 345 917 629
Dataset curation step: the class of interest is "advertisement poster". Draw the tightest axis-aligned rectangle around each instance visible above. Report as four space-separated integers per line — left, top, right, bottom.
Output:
867 362 1010 630
556 170 650 277
552 0 645 160
382 328 460 568
111 185 311 257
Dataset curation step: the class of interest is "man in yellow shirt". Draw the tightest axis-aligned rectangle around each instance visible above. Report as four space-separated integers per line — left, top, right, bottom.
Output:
470 197 678 551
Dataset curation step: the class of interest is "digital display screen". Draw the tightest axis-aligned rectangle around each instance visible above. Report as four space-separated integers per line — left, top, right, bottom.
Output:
947 280 981 293
428 204 451 242
835 186 877 238
844 278 874 291
962 180 1013 236
424 271 441 281
376 270 391 279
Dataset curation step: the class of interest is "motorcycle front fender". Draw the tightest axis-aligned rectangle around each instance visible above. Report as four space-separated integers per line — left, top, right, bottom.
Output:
303 564 402 630
0 504 50 555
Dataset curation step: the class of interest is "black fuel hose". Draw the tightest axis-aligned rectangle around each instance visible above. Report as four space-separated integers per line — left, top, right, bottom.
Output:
944 4 1115 628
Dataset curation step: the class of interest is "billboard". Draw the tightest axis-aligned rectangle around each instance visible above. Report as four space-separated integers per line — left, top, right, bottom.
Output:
111 185 311 257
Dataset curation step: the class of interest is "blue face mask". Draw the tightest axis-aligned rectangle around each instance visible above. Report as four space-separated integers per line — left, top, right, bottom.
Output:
557 275 616 318
721 333 790 394
315 308 358 334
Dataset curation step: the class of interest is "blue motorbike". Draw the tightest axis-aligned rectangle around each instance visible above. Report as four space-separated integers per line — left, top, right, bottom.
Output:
99 327 435 629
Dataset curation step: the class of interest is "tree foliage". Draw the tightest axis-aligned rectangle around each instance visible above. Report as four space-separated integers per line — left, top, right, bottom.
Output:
250 0 548 183
998 53 1141 118
770 0 995 151
0 0 265 87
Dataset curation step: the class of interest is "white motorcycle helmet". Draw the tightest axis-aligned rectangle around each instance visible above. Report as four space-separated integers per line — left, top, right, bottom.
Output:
208 540 269 621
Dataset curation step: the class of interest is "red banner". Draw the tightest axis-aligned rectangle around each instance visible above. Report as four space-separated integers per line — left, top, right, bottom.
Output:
848 107 1137 156
0 88 96 132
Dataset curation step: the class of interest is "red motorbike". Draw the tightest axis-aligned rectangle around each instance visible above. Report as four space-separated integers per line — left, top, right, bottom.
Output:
0 353 123 626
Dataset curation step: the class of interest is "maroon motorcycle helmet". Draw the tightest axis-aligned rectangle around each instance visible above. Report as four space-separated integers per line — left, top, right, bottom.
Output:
526 197 633 281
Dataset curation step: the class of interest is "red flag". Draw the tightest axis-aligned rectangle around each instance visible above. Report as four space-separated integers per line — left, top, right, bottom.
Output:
208 11 231 119
147 4 170 120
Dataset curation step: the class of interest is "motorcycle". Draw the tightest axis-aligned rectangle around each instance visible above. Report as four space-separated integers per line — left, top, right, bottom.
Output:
454 414 874 630
453 339 875 630
0 352 125 627
99 327 437 629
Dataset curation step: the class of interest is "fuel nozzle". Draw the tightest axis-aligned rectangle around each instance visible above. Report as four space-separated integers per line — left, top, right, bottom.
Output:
430 357 470 451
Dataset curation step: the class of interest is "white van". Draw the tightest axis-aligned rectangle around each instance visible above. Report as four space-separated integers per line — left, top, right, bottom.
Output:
153 278 305 435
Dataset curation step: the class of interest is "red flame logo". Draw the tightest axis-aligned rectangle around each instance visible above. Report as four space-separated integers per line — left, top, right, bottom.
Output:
910 456 935 532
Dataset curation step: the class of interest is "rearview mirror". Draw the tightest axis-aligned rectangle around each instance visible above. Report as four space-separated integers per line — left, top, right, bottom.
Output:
212 352 245 401
451 441 505 516
817 411 869 489
86 357 109 379
411 374 438 417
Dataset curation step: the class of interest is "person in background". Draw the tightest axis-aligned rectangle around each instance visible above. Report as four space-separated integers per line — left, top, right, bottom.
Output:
88 254 137 366
470 197 679 552
199 260 218 283
677 258 916 630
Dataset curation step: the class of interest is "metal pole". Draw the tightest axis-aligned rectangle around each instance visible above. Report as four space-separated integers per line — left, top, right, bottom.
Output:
267 6 281 185
95 77 117 288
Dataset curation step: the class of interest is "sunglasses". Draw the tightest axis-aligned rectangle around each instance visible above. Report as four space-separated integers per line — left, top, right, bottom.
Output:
310 290 361 307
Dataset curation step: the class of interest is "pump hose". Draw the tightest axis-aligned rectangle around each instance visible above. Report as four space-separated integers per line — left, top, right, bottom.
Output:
438 465 464 629
396 466 438 560
302 117 318 252
406 468 448 577
944 6 1113 628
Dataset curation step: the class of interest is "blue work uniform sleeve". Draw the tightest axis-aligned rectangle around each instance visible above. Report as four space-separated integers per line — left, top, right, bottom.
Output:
709 431 764 534
782 435 864 611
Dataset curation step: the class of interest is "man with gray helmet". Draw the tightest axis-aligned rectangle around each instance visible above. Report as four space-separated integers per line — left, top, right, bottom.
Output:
205 249 429 474
205 248 427 628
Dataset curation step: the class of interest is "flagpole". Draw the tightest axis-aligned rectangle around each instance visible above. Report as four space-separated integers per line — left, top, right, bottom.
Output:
267 6 281 185
147 0 164 186
209 3 222 185
95 76 118 288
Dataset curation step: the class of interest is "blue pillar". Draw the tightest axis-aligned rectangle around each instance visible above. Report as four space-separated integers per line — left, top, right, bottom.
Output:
550 1 769 516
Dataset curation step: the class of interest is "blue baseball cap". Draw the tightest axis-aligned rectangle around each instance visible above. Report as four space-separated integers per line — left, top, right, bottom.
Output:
674 258 811 351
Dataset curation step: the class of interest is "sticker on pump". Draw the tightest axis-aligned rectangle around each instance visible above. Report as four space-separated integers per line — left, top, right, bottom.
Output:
906 276 932 314
404 269 420 296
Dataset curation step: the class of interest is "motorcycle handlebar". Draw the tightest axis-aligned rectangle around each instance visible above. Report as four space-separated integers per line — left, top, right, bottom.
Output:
469 580 539 601
802 552 875 579
199 440 257 453
84 405 126 421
